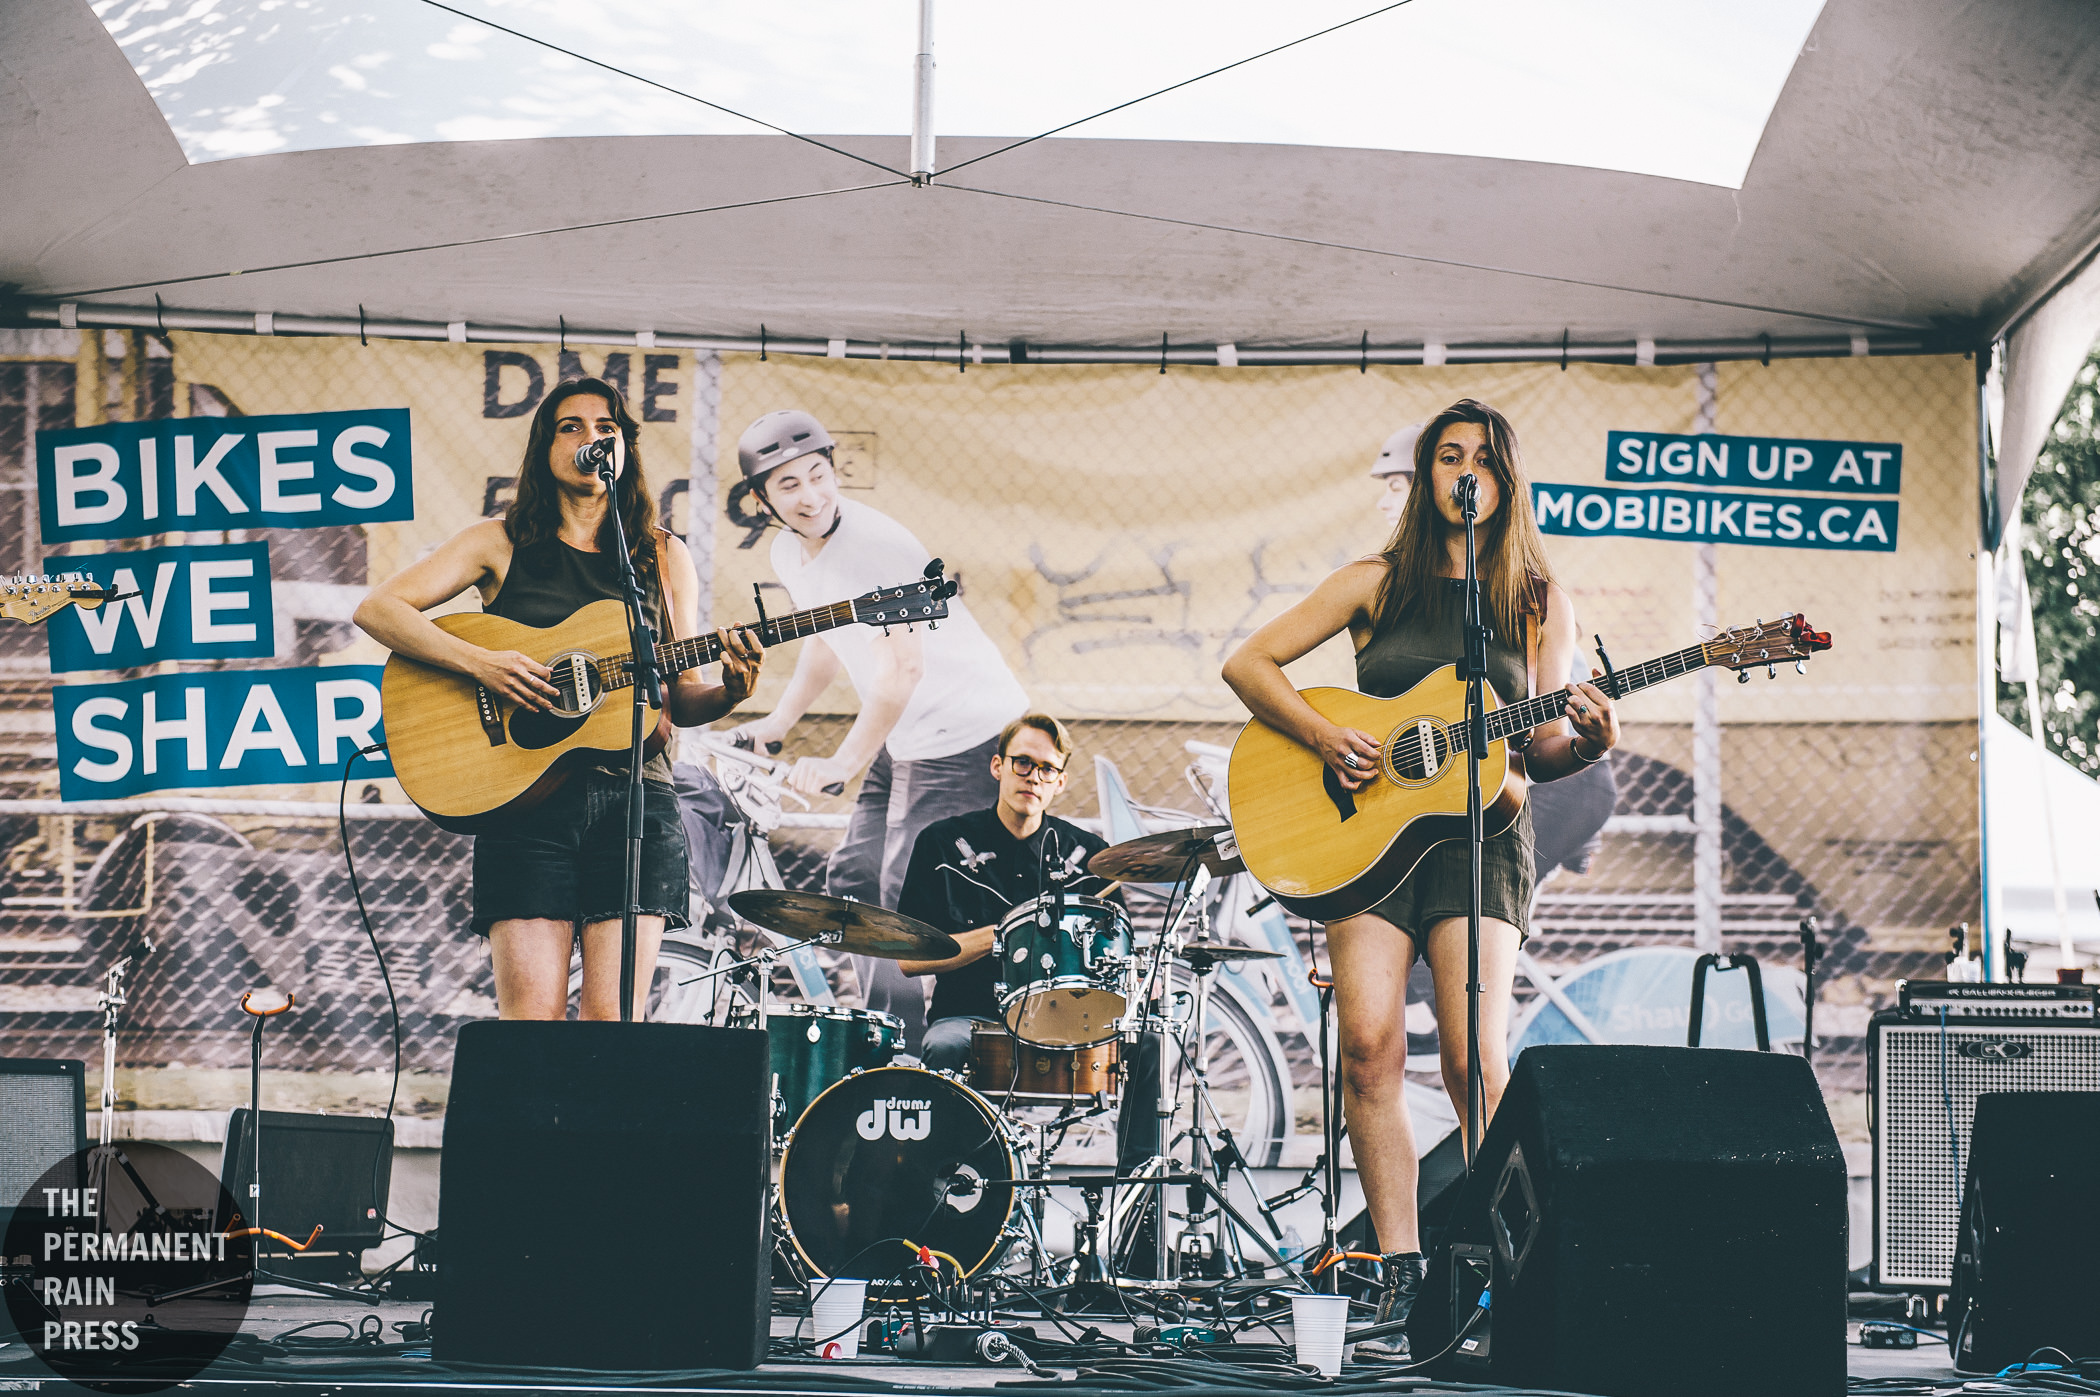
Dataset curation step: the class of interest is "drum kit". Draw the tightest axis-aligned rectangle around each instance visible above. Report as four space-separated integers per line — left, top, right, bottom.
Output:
703 823 1301 1306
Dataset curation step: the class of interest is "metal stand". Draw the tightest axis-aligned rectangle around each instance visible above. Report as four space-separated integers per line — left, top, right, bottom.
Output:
1456 472 1490 1170
1799 914 1821 1067
1686 954 1772 1051
596 459 666 1024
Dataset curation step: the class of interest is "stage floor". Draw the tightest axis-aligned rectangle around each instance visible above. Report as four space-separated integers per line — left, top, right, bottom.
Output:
2 1288 1969 1395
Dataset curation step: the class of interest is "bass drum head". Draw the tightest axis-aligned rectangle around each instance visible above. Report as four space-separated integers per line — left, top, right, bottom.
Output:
780 1066 1017 1279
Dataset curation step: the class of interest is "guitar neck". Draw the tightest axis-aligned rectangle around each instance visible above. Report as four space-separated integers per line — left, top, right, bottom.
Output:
594 598 858 692
1484 641 1714 744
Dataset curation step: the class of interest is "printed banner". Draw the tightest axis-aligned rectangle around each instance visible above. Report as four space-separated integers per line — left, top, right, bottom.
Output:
44 541 275 672
1604 430 1902 494
37 408 413 541
55 664 390 800
1532 482 1899 550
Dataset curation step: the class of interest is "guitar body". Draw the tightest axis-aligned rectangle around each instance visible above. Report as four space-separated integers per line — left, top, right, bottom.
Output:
382 599 666 833
1227 668 1529 922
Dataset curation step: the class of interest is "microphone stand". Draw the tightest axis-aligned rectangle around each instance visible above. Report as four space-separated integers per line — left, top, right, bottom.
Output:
597 459 666 1024
1456 473 1488 1173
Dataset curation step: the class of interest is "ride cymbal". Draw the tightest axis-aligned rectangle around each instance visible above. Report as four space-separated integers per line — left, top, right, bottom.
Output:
1087 824 1243 881
727 889 960 960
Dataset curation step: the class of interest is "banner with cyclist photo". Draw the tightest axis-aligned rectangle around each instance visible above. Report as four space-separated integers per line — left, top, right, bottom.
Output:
2 329 1976 1153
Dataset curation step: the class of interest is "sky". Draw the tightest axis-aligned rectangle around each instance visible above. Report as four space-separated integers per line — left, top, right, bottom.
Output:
92 0 1827 189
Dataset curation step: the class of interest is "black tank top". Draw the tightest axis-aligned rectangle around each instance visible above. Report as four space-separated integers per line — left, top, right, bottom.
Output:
1354 577 1530 704
489 534 674 785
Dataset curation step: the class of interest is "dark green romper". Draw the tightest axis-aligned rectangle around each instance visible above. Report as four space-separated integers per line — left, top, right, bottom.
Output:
1353 578 1536 944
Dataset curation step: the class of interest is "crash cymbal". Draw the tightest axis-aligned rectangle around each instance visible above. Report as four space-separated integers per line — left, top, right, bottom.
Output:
1176 941 1286 967
1088 824 1241 882
727 889 959 961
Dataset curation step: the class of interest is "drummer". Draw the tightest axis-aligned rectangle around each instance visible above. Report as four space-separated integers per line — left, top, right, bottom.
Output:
897 713 1119 1068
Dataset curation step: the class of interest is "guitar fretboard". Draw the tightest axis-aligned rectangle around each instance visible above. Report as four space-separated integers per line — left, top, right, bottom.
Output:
588 599 858 692
1483 642 1713 744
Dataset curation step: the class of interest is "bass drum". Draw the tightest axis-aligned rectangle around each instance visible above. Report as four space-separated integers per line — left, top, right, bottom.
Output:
779 1066 1017 1279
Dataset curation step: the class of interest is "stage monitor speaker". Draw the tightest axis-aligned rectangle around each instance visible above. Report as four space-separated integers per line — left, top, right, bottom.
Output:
1413 1045 1847 1397
1950 1091 2100 1373
218 1109 392 1279
434 1021 771 1372
0 1060 86 1231
1870 1011 2100 1288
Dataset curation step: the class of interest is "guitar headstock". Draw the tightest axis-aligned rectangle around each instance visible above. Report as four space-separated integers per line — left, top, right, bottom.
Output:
852 559 958 628
1704 613 1833 672
0 573 112 625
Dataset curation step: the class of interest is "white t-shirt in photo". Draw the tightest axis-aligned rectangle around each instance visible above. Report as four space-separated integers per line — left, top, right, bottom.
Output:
769 499 1029 763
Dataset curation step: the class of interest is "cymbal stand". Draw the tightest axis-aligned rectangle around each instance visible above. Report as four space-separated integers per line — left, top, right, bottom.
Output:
1175 943 1294 1281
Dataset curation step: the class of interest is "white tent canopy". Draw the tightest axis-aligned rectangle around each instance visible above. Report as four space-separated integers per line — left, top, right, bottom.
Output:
6 0 2100 354
1985 712 2100 951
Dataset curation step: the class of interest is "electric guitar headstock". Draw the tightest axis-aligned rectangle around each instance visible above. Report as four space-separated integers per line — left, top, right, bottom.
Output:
0 573 122 626
1703 613 1833 680
852 558 959 629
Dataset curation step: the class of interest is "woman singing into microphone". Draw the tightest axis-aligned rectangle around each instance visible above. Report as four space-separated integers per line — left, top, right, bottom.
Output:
355 377 765 1020
1221 398 1620 1357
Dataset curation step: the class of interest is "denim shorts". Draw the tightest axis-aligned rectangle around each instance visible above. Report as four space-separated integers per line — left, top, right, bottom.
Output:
470 767 690 936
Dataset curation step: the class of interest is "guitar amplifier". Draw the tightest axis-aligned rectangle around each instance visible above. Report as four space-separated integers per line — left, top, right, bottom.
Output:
1870 1005 2100 1289
1898 980 2097 1021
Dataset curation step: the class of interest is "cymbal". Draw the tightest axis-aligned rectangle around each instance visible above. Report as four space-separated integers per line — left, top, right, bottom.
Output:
1087 824 1243 882
727 890 959 961
1176 941 1286 967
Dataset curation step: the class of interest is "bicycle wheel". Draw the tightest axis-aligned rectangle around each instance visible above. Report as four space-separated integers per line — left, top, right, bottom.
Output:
1173 979 1289 1167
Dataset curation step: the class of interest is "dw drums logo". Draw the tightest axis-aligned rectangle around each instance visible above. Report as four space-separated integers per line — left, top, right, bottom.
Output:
856 1097 933 1141
1955 1039 2033 1062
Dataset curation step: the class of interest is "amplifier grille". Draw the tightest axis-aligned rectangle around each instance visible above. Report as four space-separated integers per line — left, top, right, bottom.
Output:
0 1074 82 1207
1875 1021 2100 1288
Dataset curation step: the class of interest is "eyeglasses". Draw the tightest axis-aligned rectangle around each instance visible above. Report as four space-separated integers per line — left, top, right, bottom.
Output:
1003 754 1066 782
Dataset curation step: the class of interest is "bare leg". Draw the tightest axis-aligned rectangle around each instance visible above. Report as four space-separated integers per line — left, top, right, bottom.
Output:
489 918 577 1020
1327 912 1421 1252
578 917 666 1021
1419 915 1522 1152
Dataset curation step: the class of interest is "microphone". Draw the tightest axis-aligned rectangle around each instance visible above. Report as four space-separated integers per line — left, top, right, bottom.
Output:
1450 471 1478 508
574 437 618 477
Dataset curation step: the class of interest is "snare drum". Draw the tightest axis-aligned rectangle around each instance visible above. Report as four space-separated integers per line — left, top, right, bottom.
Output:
779 1065 1018 1278
968 1022 1118 1099
730 1003 903 1133
996 894 1133 1047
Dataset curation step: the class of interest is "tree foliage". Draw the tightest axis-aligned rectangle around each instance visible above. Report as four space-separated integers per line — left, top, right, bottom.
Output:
1999 347 2100 774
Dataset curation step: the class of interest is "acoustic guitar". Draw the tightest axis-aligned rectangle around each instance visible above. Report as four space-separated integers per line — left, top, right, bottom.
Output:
382 565 956 831
1226 613 1832 920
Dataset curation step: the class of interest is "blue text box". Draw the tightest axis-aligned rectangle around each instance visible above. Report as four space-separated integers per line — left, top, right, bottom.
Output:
1605 430 1901 495
38 408 413 542
56 666 391 800
1533 482 1898 551
45 542 275 673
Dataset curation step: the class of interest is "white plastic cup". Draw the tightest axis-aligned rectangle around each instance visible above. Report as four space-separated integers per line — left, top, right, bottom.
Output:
810 1278 868 1359
1290 1292 1350 1376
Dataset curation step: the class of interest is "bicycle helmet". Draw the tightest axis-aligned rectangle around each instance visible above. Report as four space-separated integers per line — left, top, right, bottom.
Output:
1371 423 1424 477
737 409 835 482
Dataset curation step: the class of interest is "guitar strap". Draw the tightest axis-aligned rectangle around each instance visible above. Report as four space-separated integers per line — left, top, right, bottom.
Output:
652 528 679 640
1513 573 1547 750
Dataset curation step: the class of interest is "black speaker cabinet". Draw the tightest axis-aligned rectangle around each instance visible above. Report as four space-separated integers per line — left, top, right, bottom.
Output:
1951 1091 2100 1373
434 1022 771 1371
218 1109 392 1280
1413 1045 1847 1397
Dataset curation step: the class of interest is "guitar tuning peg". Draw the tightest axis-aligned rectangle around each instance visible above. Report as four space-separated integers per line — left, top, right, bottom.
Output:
1795 659 1806 674
928 621 938 630
1766 663 1776 679
1737 670 1751 684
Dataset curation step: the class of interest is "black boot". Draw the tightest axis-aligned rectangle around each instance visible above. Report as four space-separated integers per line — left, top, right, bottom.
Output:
1354 1251 1425 1360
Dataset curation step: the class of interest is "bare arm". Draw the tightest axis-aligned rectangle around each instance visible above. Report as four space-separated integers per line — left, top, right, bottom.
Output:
656 533 764 728
899 924 995 978
783 627 923 797
1221 560 1387 791
352 520 560 711
1523 583 1620 781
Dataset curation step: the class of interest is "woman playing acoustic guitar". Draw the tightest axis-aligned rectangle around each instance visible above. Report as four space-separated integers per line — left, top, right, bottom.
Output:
355 377 764 1021
1221 398 1619 1356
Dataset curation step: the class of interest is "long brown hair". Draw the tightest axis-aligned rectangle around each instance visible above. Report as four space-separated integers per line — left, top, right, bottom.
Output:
505 377 659 595
1370 398 1556 643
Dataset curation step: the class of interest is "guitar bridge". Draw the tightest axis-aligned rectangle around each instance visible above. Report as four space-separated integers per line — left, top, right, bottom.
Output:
474 685 506 747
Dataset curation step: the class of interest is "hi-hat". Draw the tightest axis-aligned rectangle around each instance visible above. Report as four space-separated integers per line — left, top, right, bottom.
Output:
1176 941 1286 968
727 890 959 961
1087 824 1244 882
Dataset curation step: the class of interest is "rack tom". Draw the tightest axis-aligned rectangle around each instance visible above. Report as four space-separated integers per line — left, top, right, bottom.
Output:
995 894 1132 1047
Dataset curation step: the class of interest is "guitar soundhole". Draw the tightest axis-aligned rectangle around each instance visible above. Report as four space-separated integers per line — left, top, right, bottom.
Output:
507 708 589 751
1386 719 1452 784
